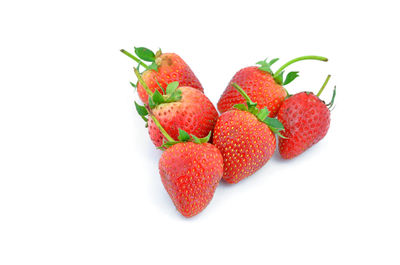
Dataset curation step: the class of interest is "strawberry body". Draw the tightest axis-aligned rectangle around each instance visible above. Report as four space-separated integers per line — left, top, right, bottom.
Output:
212 110 276 183
159 142 223 217
277 92 330 159
217 67 287 117
148 86 218 147
138 53 203 104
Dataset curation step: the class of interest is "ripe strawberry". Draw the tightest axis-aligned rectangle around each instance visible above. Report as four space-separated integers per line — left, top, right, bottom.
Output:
159 141 223 217
217 55 328 117
278 75 336 159
121 47 203 104
134 72 218 148
212 83 284 184
153 117 223 217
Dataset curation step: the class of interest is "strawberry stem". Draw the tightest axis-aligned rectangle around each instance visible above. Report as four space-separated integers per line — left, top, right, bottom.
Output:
316 75 331 97
133 67 154 97
120 49 149 70
273 55 328 79
231 83 255 105
149 114 175 142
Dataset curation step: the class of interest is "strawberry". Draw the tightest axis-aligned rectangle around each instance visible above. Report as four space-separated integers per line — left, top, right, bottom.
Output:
212 83 284 184
134 70 218 148
217 55 328 117
121 47 203 104
278 75 336 159
152 116 223 217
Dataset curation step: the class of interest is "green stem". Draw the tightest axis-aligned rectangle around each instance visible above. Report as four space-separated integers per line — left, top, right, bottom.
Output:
273 55 328 78
232 83 254 104
326 86 336 109
316 75 331 97
133 67 154 97
149 115 175 142
120 49 149 70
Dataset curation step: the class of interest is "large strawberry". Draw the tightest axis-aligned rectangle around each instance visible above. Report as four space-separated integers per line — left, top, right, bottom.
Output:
212 83 284 184
217 55 328 117
134 69 218 147
121 47 203 104
278 75 336 159
152 116 223 218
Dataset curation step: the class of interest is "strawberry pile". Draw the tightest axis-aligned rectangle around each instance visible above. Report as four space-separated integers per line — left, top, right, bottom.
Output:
121 47 336 217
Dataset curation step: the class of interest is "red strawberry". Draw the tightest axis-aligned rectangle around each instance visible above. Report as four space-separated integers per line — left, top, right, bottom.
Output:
217 56 328 117
153 117 223 217
159 141 223 217
212 83 284 183
278 75 336 159
121 47 203 104
134 72 218 148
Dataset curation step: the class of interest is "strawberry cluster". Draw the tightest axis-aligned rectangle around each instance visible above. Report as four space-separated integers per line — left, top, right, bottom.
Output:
121 47 335 217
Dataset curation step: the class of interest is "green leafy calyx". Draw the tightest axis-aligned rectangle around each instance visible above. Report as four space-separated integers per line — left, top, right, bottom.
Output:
232 83 285 137
134 47 156 62
256 57 299 86
283 71 299 85
256 58 279 75
148 81 182 109
160 130 211 150
134 101 149 127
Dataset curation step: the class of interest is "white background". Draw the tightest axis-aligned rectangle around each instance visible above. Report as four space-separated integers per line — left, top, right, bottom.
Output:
1 0 399 264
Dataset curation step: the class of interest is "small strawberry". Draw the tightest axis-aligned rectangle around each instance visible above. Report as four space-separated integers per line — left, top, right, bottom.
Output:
217 55 328 117
278 75 336 159
121 47 203 104
212 83 284 184
134 69 218 148
152 115 223 217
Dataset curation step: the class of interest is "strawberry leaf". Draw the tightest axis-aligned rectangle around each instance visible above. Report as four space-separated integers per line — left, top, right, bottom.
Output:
192 135 202 144
160 140 179 150
148 62 158 71
275 71 284 85
134 101 148 123
152 90 165 105
155 79 165 94
192 131 211 144
134 47 155 62
233 104 247 111
283 71 299 85
256 108 269 121
166 89 182 103
256 58 279 74
247 101 258 115
263 117 284 133
166 81 179 95
257 60 273 74
178 129 191 142
130 82 137 89
269 58 279 66
148 96 156 109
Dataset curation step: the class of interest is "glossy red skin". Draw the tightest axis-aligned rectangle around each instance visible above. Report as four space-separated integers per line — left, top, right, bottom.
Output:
277 92 330 159
212 110 276 183
148 86 218 147
138 53 203 104
217 66 287 117
159 142 223 217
